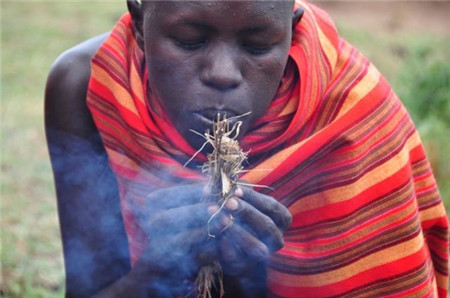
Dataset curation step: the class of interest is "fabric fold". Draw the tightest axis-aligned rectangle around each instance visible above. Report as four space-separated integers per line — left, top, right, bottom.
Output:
87 1 448 296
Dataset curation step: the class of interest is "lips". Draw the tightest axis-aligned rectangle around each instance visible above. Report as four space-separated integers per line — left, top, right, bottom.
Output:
191 109 246 136
192 112 214 128
194 109 239 122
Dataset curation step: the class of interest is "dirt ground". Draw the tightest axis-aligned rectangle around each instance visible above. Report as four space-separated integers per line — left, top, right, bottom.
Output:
314 1 450 37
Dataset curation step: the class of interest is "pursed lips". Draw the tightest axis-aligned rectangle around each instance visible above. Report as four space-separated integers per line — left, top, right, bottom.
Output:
196 109 238 120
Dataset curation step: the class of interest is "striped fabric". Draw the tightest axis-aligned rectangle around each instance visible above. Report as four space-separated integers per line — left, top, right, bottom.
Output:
87 1 448 296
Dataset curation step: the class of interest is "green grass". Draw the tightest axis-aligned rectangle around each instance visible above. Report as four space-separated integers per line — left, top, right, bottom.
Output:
1 2 449 297
1 2 125 296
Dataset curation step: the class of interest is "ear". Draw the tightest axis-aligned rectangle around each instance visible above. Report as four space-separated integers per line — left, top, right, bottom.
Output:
127 0 145 50
292 8 304 31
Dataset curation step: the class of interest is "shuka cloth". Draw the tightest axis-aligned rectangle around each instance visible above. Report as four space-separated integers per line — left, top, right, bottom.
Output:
87 1 449 296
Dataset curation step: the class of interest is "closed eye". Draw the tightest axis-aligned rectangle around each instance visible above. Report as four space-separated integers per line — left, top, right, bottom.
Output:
243 44 272 55
173 38 206 51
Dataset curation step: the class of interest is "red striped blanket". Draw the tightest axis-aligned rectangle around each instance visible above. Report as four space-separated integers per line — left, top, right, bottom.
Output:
87 1 448 296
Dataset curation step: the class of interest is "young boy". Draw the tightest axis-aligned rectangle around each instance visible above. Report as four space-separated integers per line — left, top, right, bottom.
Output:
45 0 448 297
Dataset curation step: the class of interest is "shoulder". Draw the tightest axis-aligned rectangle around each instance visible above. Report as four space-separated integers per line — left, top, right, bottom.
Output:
46 32 109 98
48 32 109 83
44 33 109 138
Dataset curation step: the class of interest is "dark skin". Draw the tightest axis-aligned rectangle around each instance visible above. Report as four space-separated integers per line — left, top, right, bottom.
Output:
45 1 303 297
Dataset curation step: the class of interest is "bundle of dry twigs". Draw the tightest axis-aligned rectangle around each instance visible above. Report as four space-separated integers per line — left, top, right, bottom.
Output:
189 112 249 298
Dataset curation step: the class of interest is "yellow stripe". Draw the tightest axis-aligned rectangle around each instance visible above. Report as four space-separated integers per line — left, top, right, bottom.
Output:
129 58 145 106
103 31 127 63
96 46 126 79
242 138 307 183
279 94 299 117
92 65 139 116
435 272 448 293
107 148 140 173
337 63 380 119
419 203 447 222
316 20 337 69
289 131 421 214
286 196 417 253
268 233 425 287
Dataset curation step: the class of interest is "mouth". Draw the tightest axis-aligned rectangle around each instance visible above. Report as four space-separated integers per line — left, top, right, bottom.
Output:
192 109 240 127
196 109 238 120
186 109 252 151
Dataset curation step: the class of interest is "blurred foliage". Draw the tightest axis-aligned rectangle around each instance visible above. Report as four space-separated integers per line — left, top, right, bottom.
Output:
396 43 450 126
395 42 450 206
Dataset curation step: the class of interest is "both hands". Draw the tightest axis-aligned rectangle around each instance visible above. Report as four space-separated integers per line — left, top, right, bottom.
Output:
133 183 292 295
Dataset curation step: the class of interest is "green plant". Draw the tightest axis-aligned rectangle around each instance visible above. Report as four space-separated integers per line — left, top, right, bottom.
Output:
395 42 450 126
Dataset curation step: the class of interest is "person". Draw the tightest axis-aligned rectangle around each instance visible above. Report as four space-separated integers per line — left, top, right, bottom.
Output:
44 0 449 297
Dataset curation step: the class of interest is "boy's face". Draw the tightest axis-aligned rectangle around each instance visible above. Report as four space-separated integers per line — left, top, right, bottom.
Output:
142 1 294 151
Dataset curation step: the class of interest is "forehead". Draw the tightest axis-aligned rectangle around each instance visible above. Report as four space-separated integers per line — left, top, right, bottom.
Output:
143 1 294 29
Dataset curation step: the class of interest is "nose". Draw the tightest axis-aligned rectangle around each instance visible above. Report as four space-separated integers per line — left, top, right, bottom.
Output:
200 45 243 91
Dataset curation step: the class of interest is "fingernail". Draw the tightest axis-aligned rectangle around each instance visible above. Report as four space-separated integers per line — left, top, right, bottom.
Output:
207 204 220 215
234 187 243 197
225 197 239 211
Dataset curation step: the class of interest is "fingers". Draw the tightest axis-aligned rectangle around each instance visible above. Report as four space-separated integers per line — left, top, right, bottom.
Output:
224 197 284 252
221 223 269 262
236 186 293 231
218 224 270 276
137 183 290 284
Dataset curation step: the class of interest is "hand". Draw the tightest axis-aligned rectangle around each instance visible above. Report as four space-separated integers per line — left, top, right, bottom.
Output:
132 183 219 295
215 186 292 276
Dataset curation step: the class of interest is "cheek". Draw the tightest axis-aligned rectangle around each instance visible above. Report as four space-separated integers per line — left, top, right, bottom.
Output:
146 44 194 84
245 53 290 124
145 44 199 109
249 53 289 104
252 44 289 84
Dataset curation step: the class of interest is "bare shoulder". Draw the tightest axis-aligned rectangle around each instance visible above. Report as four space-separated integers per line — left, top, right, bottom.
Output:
44 35 130 297
44 33 109 138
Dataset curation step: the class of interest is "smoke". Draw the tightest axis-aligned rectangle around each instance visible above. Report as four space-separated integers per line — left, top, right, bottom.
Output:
47 129 130 296
46 128 271 297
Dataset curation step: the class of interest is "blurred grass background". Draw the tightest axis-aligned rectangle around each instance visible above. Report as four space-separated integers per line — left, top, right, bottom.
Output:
2 2 126 296
1 1 449 297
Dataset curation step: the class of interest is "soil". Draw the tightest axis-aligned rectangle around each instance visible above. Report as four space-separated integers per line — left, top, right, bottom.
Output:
314 1 450 38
